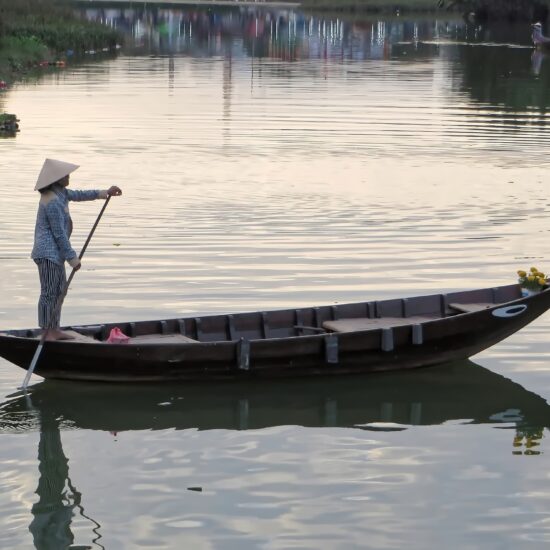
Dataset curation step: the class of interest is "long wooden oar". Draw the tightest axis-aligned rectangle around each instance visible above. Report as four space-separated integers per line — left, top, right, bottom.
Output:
20 196 112 391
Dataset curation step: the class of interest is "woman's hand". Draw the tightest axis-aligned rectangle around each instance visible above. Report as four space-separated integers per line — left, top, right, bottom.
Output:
68 257 81 271
107 185 122 197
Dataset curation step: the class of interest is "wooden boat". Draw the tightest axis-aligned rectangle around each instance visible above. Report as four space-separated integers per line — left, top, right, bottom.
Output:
0 283 549 382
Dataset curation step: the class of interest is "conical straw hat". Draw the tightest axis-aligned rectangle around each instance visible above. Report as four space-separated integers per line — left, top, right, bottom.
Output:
35 159 80 190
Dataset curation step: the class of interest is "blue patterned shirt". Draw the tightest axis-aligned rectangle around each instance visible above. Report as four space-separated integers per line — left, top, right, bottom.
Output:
32 185 101 265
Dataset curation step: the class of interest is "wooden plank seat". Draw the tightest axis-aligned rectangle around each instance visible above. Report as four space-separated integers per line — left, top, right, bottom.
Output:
33 330 101 343
448 303 495 314
35 331 198 344
322 316 438 333
127 334 198 344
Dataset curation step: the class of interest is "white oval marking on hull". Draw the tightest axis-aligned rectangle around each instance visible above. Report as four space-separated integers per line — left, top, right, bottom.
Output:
492 305 527 318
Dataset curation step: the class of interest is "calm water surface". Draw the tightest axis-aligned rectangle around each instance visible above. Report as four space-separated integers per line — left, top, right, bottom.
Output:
1 5 550 548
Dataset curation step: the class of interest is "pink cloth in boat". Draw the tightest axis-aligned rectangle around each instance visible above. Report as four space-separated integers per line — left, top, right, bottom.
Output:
106 327 130 344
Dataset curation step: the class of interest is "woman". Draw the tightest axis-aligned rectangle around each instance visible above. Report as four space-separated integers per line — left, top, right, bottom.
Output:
31 159 122 341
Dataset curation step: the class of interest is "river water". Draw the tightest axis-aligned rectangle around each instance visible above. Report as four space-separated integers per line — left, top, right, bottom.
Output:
1 4 550 548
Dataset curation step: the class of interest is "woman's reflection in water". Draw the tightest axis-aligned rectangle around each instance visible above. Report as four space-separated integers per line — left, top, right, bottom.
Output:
532 49 546 76
29 398 103 550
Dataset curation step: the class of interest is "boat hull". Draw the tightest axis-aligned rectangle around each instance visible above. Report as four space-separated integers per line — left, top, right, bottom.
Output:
1 286 549 382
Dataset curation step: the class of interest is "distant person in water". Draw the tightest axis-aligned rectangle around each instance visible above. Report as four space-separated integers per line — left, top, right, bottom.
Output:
31 159 122 341
532 22 550 48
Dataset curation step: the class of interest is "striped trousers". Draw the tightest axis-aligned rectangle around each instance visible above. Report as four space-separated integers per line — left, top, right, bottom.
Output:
35 259 66 329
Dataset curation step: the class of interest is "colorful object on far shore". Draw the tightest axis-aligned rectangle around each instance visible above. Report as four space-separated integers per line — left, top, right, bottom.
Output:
0 81 7 90
38 60 66 68
518 267 547 293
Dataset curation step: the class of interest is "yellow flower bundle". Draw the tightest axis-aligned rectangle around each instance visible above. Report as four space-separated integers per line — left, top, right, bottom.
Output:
517 267 547 291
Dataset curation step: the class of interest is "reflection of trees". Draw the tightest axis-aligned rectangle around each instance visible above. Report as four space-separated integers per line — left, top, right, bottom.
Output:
437 0 549 23
454 43 550 121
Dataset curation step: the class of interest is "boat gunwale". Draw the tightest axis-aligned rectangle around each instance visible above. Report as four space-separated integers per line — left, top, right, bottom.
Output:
0 283 540 346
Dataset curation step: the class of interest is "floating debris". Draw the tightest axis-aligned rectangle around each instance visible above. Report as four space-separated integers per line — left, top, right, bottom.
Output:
187 487 203 492
354 422 408 432
0 114 20 137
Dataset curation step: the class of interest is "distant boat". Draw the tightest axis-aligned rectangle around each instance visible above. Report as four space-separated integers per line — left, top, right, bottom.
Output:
1 283 550 382
532 22 550 47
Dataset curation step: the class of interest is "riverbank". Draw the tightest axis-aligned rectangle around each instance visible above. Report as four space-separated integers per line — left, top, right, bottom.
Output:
0 0 121 84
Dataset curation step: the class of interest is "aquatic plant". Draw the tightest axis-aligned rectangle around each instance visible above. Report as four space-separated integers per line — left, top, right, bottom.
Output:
0 112 19 136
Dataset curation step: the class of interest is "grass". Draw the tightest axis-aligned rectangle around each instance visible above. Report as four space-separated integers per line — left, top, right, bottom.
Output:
0 35 48 73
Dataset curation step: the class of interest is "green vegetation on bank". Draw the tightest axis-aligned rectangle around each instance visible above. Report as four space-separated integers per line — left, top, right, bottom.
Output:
0 0 120 80
0 35 47 73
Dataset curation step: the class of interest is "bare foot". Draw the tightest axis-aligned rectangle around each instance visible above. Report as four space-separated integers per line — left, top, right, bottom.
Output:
43 329 75 341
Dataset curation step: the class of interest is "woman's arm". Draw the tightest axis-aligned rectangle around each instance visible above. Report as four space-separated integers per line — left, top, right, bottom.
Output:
66 189 101 202
68 186 122 201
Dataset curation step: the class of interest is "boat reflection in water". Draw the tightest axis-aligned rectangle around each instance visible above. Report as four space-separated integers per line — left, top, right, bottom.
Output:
1 360 548 549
